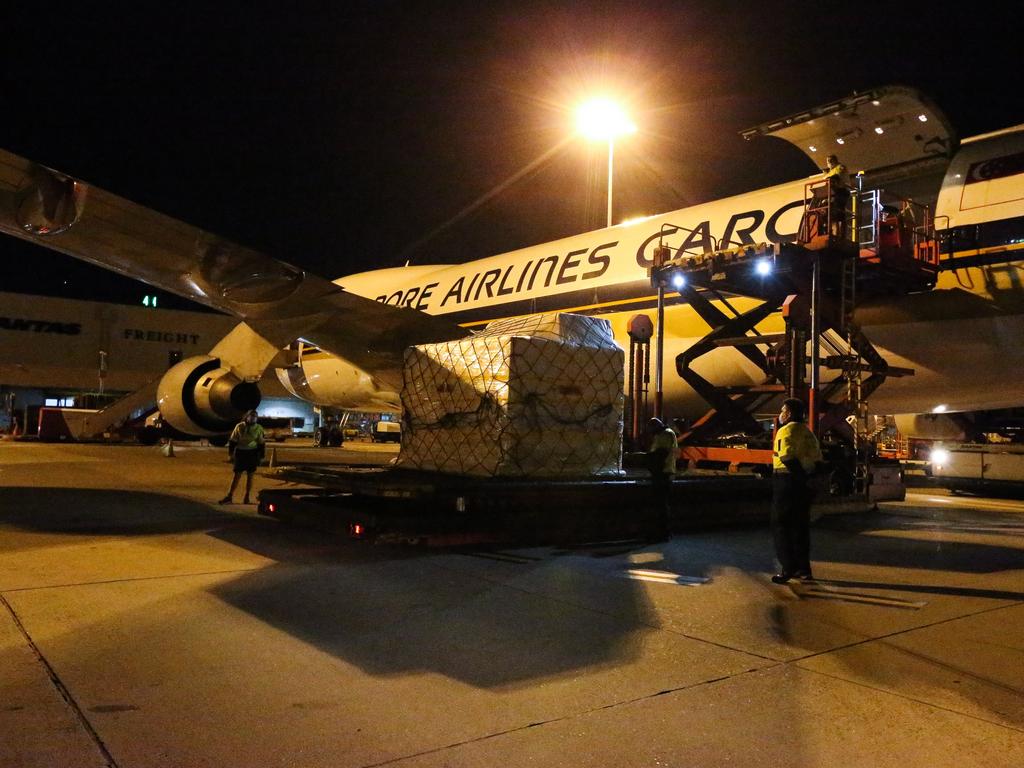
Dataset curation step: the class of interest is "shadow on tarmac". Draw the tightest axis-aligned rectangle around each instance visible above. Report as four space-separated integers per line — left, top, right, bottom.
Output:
208 501 1024 689
0 487 240 535
5 484 1022 695
814 578 1024 602
0 486 429 566
811 509 1024 574
0 484 650 689
657 505 1024 581
209 557 654 689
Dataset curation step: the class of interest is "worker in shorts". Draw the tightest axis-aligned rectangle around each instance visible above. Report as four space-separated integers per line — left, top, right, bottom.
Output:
219 409 266 505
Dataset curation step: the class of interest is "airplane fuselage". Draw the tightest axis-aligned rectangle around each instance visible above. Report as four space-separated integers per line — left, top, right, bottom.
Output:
277 124 1024 423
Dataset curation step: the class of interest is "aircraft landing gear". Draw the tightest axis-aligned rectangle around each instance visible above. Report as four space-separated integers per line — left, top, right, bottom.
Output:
313 425 344 448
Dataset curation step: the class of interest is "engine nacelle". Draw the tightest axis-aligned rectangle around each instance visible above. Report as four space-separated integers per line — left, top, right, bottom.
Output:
157 355 262 436
275 354 401 412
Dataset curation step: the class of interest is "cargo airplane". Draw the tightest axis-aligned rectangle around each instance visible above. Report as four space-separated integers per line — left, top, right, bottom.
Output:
1 86 1022 441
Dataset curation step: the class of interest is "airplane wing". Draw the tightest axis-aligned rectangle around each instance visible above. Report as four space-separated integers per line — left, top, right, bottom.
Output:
0 148 468 387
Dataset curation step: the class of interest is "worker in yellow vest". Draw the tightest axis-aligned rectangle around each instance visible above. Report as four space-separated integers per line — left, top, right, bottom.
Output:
770 398 823 583
823 154 851 240
646 417 678 539
219 409 266 505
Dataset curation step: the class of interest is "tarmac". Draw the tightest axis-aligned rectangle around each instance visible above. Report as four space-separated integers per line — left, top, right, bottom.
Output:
1 439 1023 767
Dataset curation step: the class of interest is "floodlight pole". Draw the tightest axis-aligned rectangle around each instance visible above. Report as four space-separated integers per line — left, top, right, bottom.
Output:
607 139 614 228
655 281 665 420
810 253 821 433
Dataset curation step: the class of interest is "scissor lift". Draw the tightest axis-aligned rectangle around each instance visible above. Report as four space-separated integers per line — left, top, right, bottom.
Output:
650 179 939 482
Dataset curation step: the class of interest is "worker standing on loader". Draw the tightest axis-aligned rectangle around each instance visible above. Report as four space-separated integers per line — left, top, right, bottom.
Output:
823 154 850 240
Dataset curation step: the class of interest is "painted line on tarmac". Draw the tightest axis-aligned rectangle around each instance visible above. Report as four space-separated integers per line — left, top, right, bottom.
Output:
465 551 544 564
1 594 119 767
904 494 1024 513
619 569 709 586
796 585 927 609
462 553 711 586
0 566 268 594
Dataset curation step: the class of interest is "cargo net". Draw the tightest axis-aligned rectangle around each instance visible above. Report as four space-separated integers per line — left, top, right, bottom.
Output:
398 313 625 478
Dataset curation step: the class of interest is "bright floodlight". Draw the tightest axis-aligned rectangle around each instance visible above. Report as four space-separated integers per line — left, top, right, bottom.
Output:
577 99 637 141
930 448 950 467
671 273 686 289
755 259 772 276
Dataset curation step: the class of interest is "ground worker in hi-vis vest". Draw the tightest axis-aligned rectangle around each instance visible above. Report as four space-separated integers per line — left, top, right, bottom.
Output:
219 409 265 505
645 417 678 540
770 398 823 584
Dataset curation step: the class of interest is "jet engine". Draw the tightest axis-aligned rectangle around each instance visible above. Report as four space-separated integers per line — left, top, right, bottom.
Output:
156 356 261 436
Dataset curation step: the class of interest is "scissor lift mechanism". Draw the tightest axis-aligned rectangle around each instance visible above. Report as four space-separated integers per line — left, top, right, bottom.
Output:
650 180 939 472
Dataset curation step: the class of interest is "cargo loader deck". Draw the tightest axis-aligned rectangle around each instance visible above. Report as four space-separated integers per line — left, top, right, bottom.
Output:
259 466 665 546
257 464 784 546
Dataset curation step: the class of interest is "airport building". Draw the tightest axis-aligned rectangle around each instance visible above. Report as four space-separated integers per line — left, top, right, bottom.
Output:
0 291 314 434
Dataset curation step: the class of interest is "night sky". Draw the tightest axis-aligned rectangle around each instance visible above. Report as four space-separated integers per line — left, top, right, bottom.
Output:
1 2 1020 310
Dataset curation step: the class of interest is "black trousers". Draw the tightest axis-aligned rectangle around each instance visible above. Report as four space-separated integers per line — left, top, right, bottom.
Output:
771 473 812 574
651 472 672 533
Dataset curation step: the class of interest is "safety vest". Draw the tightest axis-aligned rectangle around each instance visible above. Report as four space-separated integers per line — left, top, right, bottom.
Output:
824 163 848 181
773 421 822 473
230 422 265 451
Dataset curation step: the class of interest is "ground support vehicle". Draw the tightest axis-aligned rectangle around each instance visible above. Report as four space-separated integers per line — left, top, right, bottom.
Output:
927 444 1024 494
372 421 402 443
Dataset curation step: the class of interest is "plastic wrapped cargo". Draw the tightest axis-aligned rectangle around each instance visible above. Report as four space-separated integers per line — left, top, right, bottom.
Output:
399 313 625 477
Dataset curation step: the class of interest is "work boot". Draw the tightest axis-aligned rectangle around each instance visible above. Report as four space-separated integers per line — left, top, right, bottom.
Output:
243 496 251 505
793 570 815 581
218 496 232 505
771 572 793 584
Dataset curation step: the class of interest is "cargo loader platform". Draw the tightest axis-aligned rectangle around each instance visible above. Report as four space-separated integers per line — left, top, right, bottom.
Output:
256 463 861 546
259 466 672 546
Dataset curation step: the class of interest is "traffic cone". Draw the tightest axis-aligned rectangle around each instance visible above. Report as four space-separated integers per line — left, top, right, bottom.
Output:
162 440 175 458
